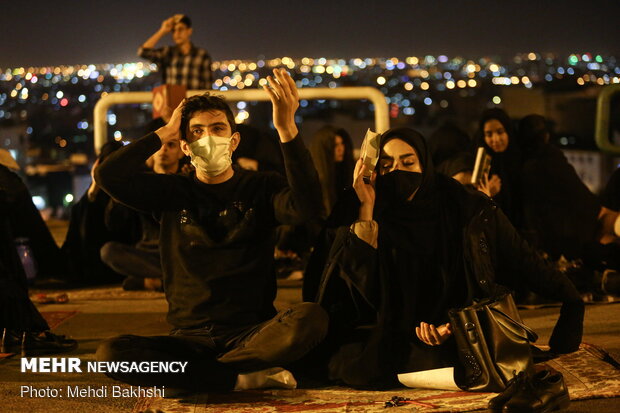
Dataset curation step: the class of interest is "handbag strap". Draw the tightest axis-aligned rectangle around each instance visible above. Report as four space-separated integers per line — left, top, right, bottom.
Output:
489 307 539 342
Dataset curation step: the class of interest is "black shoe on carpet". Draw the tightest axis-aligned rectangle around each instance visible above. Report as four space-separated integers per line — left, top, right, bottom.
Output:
503 370 570 413
1 329 78 356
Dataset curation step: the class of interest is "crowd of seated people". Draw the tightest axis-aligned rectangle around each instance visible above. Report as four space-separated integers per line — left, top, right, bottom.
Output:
4 66 619 408
428 109 620 296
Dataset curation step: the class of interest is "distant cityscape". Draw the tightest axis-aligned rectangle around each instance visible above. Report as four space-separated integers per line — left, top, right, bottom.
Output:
1 52 618 213
1 52 618 151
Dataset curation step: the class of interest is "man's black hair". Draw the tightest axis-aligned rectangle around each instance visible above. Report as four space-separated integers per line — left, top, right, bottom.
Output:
177 15 192 28
180 93 236 140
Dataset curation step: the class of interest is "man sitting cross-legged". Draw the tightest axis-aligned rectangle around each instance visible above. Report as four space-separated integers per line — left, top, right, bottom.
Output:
100 136 186 292
95 68 327 392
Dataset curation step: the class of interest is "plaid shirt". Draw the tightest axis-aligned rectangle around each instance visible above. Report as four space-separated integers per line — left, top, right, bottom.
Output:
138 43 213 90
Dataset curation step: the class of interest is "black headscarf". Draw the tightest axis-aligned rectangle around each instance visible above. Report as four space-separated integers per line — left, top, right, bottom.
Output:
518 114 549 160
428 122 473 165
476 108 522 226
517 115 601 259
376 128 437 251
309 125 355 217
428 123 474 178
374 128 467 331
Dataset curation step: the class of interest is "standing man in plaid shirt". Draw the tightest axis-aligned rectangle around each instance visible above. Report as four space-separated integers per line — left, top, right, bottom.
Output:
138 14 213 90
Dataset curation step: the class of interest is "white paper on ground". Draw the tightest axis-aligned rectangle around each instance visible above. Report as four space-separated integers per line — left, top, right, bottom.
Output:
397 367 460 390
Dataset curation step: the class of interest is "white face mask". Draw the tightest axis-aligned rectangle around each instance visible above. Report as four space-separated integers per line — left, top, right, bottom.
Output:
188 135 233 177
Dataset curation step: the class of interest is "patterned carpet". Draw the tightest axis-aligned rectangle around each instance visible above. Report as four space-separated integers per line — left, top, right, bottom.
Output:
40 310 79 329
132 344 620 413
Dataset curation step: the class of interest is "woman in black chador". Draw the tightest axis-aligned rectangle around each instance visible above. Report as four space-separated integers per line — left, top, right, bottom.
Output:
518 114 601 261
309 125 355 218
308 127 584 388
0 162 77 355
476 109 522 227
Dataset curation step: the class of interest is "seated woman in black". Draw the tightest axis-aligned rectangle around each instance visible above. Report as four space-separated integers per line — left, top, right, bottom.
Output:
309 125 355 218
312 127 584 389
518 115 603 265
476 109 521 226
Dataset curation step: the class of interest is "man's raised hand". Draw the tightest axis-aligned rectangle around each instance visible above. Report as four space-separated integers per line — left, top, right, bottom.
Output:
155 100 184 144
160 17 175 34
263 68 299 142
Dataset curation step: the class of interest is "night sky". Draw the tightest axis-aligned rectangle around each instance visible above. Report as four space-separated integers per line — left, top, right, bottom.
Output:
2 0 618 67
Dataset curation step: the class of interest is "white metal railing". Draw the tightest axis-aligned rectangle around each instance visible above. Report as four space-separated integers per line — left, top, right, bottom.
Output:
595 84 620 155
93 87 390 154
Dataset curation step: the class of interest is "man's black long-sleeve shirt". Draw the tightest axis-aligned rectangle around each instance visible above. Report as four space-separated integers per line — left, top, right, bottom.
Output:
96 133 322 330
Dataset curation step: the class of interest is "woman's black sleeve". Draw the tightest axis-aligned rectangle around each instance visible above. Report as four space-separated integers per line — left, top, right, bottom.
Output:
492 207 584 353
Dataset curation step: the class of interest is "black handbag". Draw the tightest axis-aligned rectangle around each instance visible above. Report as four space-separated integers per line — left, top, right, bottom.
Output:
448 292 538 392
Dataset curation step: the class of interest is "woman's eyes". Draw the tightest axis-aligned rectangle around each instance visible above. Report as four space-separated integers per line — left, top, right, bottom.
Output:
485 129 505 137
380 160 415 169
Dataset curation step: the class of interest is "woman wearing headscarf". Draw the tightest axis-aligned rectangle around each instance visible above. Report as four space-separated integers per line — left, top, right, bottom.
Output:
309 125 355 217
275 126 354 275
0 158 77 355
309 127 584 389
518 114 602 262
519 115 620 281
476 109 522 226
429 122 475 185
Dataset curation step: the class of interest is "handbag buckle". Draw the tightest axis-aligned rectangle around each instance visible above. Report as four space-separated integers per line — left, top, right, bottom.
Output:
465 322 478 343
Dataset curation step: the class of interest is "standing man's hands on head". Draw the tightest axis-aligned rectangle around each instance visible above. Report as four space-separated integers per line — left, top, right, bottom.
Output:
263 68 299 142
160 16 175 34
353 159 376 221
142 16 176 49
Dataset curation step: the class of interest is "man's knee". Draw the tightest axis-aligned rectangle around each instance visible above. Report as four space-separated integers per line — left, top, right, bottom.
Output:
96 334 139 362
286 302 329 343
100 242 122 268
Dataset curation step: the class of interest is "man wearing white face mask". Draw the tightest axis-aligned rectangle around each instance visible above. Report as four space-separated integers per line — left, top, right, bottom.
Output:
94 69 327 393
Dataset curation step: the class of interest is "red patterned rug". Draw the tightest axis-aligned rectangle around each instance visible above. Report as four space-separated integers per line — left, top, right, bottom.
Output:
40 310 79 329
0 311 78 360
132 343 620 413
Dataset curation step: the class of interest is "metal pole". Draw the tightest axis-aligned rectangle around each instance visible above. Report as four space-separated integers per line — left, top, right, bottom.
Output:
595 84 620 155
